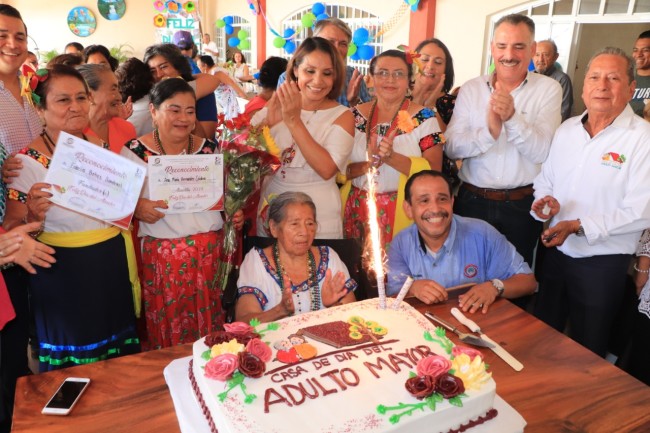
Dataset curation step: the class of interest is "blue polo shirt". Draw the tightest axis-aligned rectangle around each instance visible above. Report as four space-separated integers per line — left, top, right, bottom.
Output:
386 215 531 295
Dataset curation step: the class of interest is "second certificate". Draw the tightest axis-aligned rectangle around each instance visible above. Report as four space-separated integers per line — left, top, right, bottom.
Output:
148 154 224 214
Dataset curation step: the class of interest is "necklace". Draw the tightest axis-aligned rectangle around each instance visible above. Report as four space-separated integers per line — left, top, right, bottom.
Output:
272 242 320 312
41 130 89 155
153 128 194 155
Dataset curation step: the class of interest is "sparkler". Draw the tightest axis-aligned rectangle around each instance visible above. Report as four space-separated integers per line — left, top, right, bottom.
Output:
365 164 387 309
392 276 413 309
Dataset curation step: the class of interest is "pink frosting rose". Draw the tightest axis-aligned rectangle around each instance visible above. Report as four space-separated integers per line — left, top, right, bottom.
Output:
452 345 483 361
416 355 452 379
204 353 238 381
246 338 272 363
223 322 255 335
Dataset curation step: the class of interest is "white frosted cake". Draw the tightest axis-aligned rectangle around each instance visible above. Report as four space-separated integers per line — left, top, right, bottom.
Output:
190 299 497 433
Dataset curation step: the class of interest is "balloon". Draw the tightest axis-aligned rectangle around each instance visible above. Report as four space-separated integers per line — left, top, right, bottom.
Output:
312 2 325 15
284 40 296 54
238 29 249 39
409 0 417 4
283 28 295 38
215 19 225 28
224 16 233 25
528 59 535 71
357 44 374 61
225 24 233 35
350 51 360 61
239 39 251 50
228 37 240 48
353 28 369 46
316 13 329 21
301 13 315 28
273 36 286 49
347 42 357 57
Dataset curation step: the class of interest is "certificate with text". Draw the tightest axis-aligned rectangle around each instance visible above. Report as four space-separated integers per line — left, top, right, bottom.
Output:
44 132 146 230
147 154 224 214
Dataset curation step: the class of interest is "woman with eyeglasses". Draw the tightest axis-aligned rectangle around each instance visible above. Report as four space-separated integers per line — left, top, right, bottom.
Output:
342 50 444 249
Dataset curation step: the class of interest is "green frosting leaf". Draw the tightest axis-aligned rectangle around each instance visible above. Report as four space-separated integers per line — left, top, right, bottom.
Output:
201 349 212 361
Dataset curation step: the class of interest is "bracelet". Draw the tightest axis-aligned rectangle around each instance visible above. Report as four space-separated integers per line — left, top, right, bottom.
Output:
634 262 650 273
22 216 44 239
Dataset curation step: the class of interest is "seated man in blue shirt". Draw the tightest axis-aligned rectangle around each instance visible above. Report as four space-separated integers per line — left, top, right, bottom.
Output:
387 170 536 314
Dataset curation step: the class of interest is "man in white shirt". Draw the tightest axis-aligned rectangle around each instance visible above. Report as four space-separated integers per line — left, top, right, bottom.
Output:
445 15 562 306
201 33 219 62
531 47 650 357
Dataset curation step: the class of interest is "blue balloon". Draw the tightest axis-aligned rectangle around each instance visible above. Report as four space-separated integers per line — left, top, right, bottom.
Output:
284 40 297 54
283 28 295 38
312 2 326 15
353 28 369 46
228 37 240 48
350 51 360 61
225 24 234 35
224 16 233 25
528 59 535 71
357 44 374 61
316 13 329 21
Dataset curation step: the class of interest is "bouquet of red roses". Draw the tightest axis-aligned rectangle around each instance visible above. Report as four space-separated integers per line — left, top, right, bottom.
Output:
215 113 281 291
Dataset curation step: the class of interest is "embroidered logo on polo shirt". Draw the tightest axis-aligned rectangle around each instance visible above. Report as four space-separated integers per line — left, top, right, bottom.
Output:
464 264 478 278
601 152 626 169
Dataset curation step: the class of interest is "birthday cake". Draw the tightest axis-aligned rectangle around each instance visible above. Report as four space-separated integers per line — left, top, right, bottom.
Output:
190 299 497 433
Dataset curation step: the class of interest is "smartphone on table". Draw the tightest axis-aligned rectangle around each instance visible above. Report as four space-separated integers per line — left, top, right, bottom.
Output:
41 377 91 415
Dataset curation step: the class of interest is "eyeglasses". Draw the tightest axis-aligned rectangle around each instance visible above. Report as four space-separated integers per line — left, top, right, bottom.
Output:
373 70 408 80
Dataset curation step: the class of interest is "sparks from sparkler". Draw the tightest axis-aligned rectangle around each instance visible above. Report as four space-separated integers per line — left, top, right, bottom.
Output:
365 164 387 309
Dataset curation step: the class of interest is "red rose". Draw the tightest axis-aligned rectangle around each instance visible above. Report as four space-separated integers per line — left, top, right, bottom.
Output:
224 322 255 335
246 338 272 363
405 375 436 400
204 353 238 381
416 355 452 380
238 352 266 378
205 331 236 346
452 346 483 361
435 373 465 399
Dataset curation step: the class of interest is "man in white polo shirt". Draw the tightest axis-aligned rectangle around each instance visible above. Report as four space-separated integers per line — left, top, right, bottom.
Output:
531 47 650 357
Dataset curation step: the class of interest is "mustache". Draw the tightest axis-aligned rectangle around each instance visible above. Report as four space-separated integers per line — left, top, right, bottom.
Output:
422 211 449 219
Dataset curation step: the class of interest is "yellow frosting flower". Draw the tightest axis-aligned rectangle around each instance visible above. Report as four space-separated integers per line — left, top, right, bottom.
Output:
450 353 492 391
210 339 244 357
396 110 416 133
262 126 280 157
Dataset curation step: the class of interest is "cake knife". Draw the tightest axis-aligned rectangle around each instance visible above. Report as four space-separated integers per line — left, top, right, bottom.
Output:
423 312 494 348
450 308 524 372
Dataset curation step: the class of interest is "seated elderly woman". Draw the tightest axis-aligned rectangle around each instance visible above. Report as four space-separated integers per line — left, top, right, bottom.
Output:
235 192 357 324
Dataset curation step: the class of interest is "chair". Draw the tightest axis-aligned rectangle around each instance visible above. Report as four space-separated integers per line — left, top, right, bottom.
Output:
221 236 372 323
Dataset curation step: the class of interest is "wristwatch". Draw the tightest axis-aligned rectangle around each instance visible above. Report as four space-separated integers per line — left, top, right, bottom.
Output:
575 219 585 237
491 279 505 297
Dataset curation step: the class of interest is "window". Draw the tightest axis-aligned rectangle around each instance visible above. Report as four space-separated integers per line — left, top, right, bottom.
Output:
215 16 252 66
282 5 383 75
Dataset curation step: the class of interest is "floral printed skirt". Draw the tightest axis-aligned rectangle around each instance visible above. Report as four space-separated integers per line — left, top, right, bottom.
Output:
141 231 223 350
343 186 397 249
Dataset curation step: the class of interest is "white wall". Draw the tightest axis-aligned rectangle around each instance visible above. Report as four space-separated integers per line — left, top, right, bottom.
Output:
9 0 158 61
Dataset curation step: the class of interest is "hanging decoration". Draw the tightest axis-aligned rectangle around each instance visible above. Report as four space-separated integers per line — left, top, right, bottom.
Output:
67 7 97 37
98 0 126 21
404 0 420 12
152 0 201 46
239 1 411 59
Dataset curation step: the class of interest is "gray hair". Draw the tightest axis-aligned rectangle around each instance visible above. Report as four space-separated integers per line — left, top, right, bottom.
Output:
538 39 558 56
314 17 352 43
76 63 112 91
586 47 635 83
494 14 535 40
268 192 317 226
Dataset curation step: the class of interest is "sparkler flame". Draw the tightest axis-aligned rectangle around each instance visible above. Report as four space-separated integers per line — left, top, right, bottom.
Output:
365 165 387 309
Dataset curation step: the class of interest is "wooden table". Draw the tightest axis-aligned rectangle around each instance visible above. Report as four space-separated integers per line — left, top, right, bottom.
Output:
11 298 650 433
